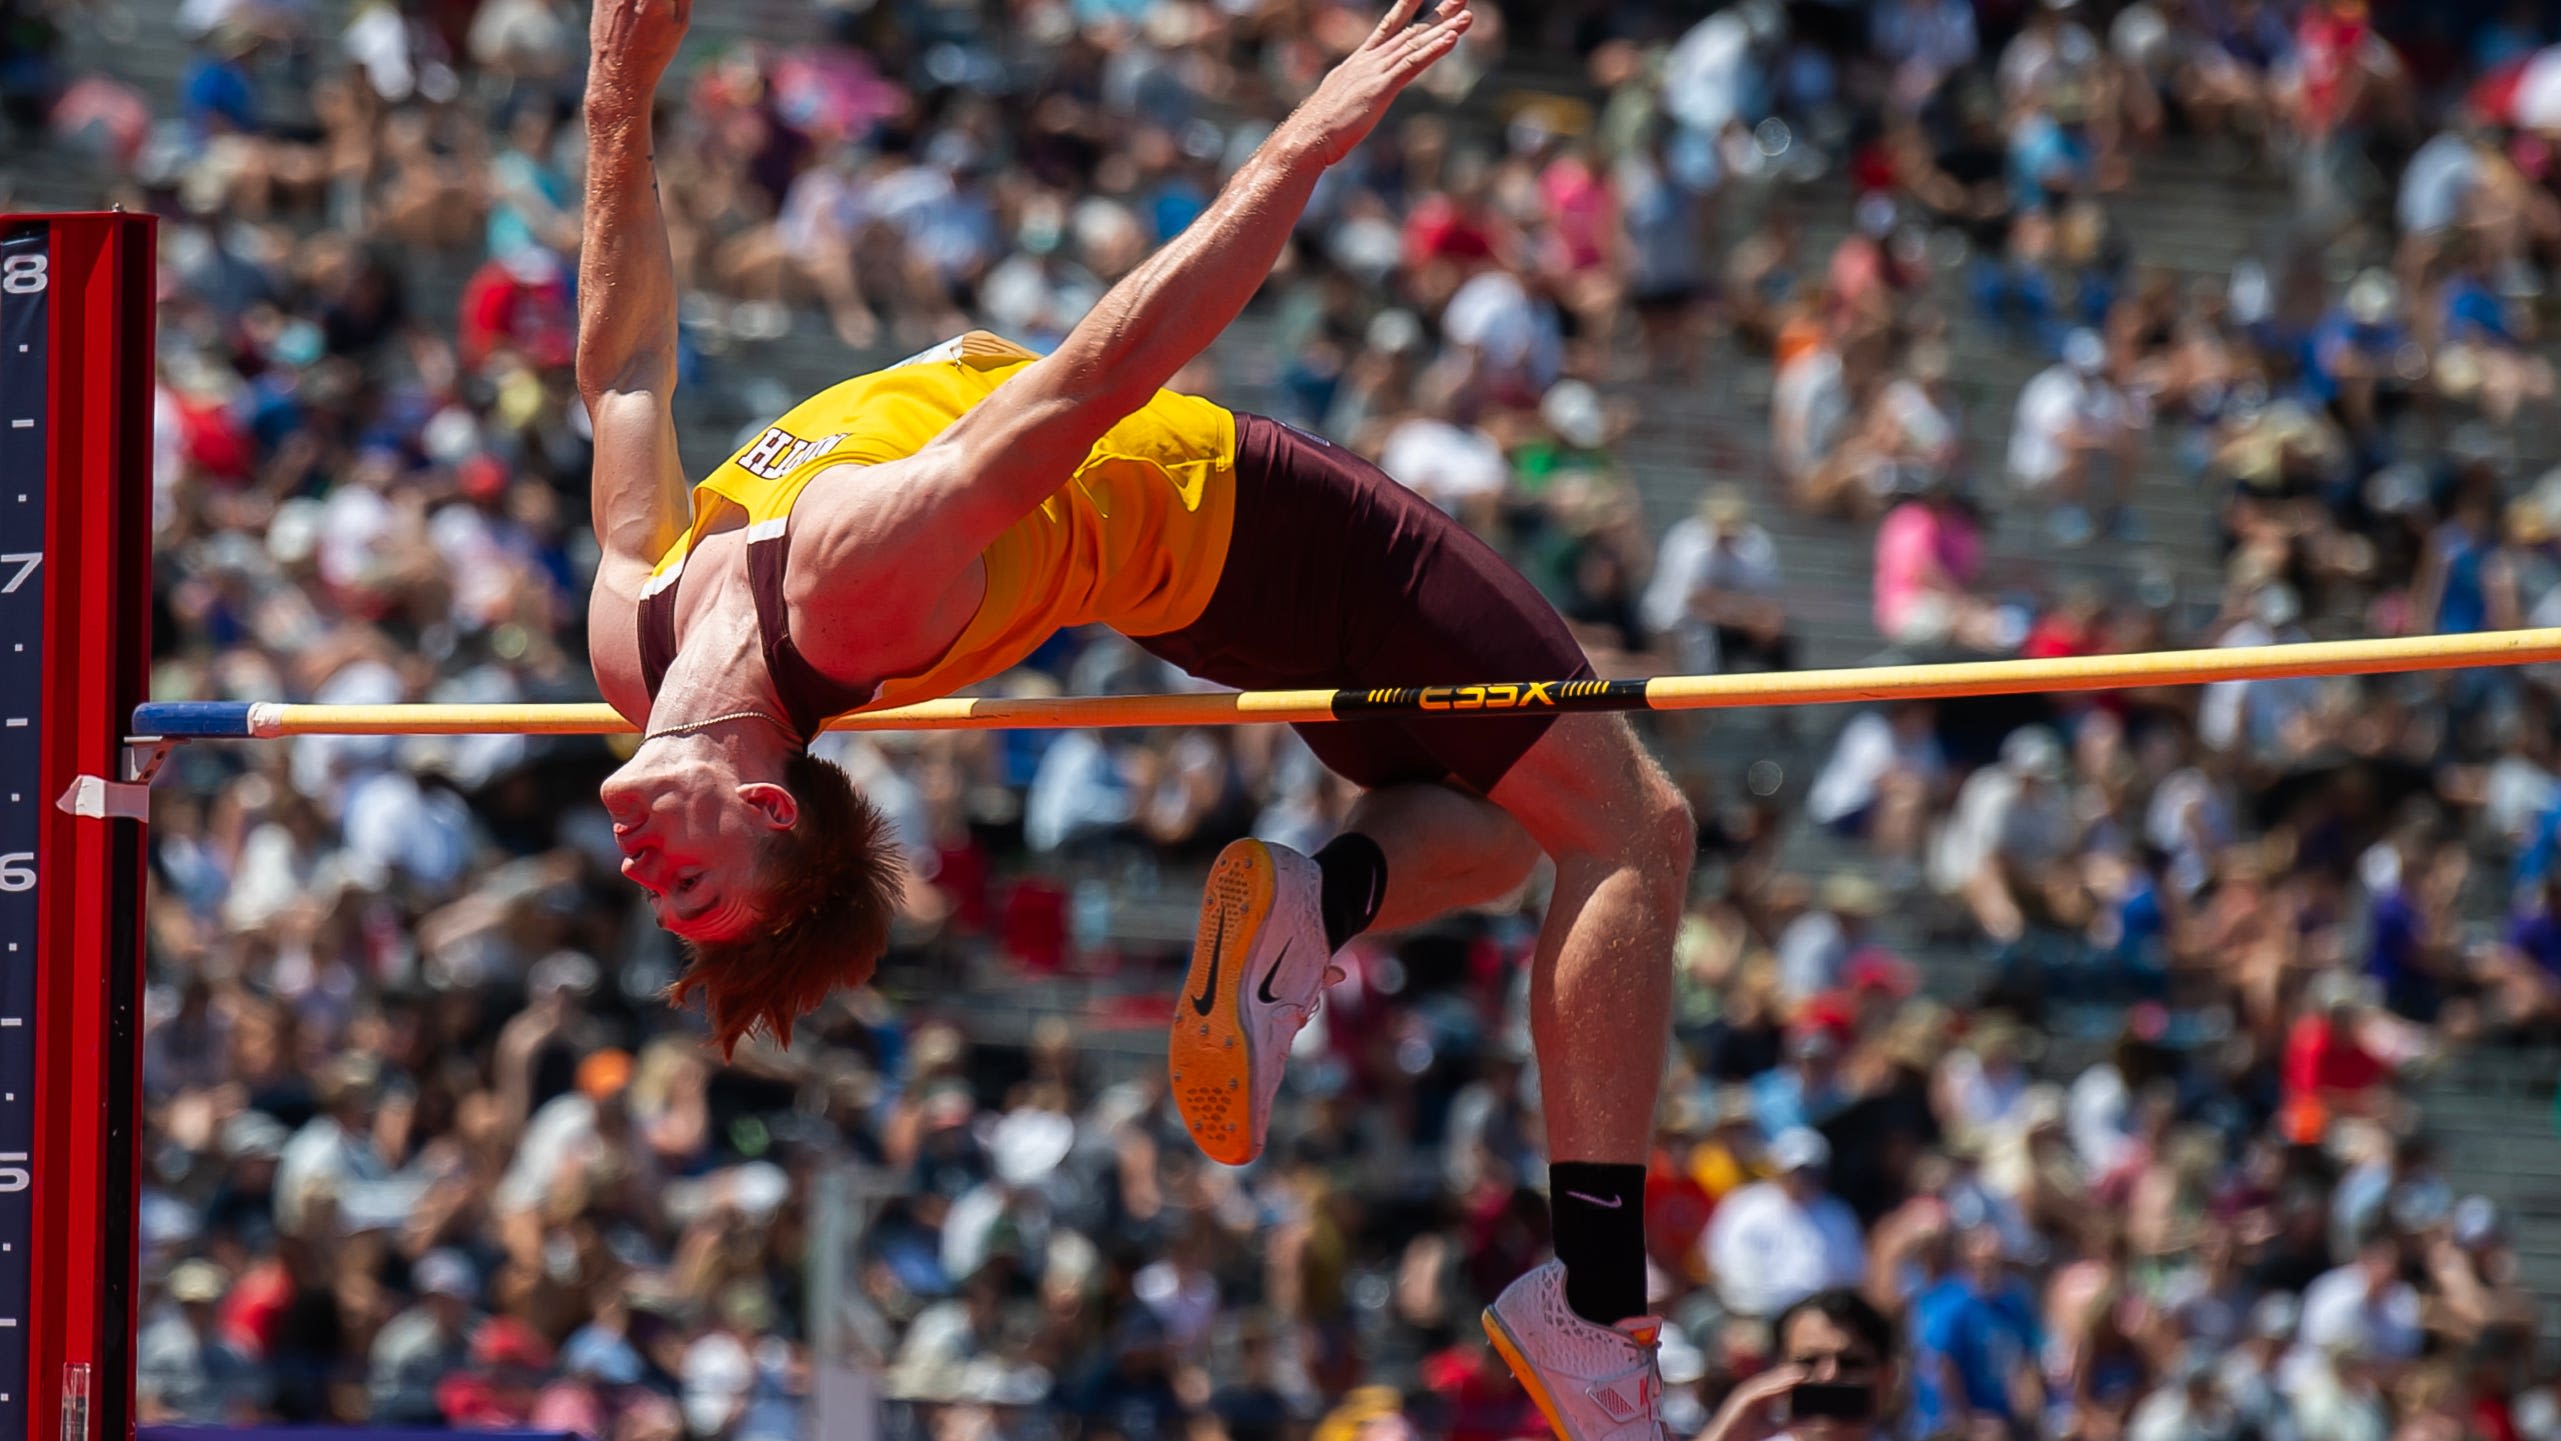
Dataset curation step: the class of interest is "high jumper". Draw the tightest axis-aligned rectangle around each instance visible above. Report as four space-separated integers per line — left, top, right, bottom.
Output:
575 0 1682 1430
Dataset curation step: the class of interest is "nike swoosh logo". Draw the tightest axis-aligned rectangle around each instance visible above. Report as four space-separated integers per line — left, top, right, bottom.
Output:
1564 1191 1624 1210
1257 942 1293 1006
1191 914 1227 1016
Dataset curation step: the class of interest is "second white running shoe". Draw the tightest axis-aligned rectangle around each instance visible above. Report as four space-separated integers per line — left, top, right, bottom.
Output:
1482 1259 1672 1441
1168 838 1339 1166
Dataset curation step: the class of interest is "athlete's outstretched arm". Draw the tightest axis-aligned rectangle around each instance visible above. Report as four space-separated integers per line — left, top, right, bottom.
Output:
903 0 1473 544
576 0 691 569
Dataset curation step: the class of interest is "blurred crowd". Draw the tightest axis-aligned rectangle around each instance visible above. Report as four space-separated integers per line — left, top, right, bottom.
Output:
9 0 2561 1435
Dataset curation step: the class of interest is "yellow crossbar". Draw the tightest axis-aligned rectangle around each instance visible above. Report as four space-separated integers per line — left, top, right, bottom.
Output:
125 628 2561 738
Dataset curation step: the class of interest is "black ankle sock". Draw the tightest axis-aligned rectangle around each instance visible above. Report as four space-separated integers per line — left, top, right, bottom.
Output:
1313 833 1387 952
1549 1161 1648 1325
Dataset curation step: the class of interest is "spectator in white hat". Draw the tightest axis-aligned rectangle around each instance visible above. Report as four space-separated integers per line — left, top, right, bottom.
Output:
2008 326 2144 547
1703 1127 1865 1319
1808 702 1950 873
2127 1346 2246 1441
2424 1195 2536 1343
1642 484 1793 679
2216 1293 2301 1437
138 1259 266 1422
368 1248 480 1424
941 1105 1075 1285
2288 1226 2423 1391
1931 726 2083 943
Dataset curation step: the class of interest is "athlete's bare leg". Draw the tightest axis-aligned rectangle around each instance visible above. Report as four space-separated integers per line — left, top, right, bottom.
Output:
1328 718 1688 1160
1338 783 1543 930
1483 714 1691 1164
1173 707 1688 1393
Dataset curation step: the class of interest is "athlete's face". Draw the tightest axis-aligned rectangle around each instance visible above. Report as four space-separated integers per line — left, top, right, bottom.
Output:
599 750 794 941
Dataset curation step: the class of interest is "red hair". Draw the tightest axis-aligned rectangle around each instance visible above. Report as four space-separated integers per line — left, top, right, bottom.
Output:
664 750 903 1054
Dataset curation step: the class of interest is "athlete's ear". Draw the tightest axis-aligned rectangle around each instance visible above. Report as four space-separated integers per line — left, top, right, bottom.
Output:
736 781 800 831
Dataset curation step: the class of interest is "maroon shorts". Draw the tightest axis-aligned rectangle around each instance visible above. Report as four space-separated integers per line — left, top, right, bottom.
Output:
1133 413 1595 794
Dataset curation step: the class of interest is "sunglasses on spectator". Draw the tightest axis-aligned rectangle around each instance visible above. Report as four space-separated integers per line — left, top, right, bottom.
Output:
1790 1349 1881 1378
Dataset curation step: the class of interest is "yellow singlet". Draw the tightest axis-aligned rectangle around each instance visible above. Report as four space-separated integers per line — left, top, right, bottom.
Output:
645 332 1239 718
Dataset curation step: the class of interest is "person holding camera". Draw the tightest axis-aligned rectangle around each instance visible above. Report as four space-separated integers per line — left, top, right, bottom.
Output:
1695 1290 1902 1441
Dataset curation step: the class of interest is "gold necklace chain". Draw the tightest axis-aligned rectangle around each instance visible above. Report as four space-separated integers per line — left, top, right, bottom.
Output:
642 708 802 742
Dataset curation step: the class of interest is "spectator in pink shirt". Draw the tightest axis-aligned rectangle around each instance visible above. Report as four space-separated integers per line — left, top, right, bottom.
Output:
1873 472 2007 651
1536 137 1614 275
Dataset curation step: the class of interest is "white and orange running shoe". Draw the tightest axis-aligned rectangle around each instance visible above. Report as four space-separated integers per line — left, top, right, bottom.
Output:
1168 838 1340 1166
1483 1260 1673 1441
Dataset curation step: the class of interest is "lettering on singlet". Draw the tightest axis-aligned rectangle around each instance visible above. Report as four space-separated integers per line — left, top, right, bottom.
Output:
733 426 850 481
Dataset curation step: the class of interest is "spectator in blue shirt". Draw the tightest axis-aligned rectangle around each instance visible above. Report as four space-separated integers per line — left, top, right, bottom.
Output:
2304 270 2409 443
2487 872 2561 1028
181 29 259 141
2109 864 2169 1001
2432 241 2556 425
2469 1 2548 74
1753 1029 1851 1139
2508 878 2561 977
1909 1224 2045 1437
2007 106 2090 213
2364 860 2428 1017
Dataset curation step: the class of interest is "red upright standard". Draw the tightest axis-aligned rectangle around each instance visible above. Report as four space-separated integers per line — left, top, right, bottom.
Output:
1 211 155 1441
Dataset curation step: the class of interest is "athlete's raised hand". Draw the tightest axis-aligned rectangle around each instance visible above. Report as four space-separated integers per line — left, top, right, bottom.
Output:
591 0 690 87
578 0 694 584
1281 0 1475 168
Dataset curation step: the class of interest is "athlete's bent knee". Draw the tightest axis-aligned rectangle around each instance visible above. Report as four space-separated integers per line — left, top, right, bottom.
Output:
1501 716 1694 876
1560 771 1691 877
1634 776 1697 882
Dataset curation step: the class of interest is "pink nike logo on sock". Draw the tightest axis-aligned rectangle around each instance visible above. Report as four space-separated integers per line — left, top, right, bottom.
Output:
1564 1191 1624 1209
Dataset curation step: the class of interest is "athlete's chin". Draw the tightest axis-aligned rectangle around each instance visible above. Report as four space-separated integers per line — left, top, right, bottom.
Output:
653 901 759 945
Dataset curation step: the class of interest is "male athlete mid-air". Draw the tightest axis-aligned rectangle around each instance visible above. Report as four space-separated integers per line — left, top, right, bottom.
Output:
579 1 1690 1431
